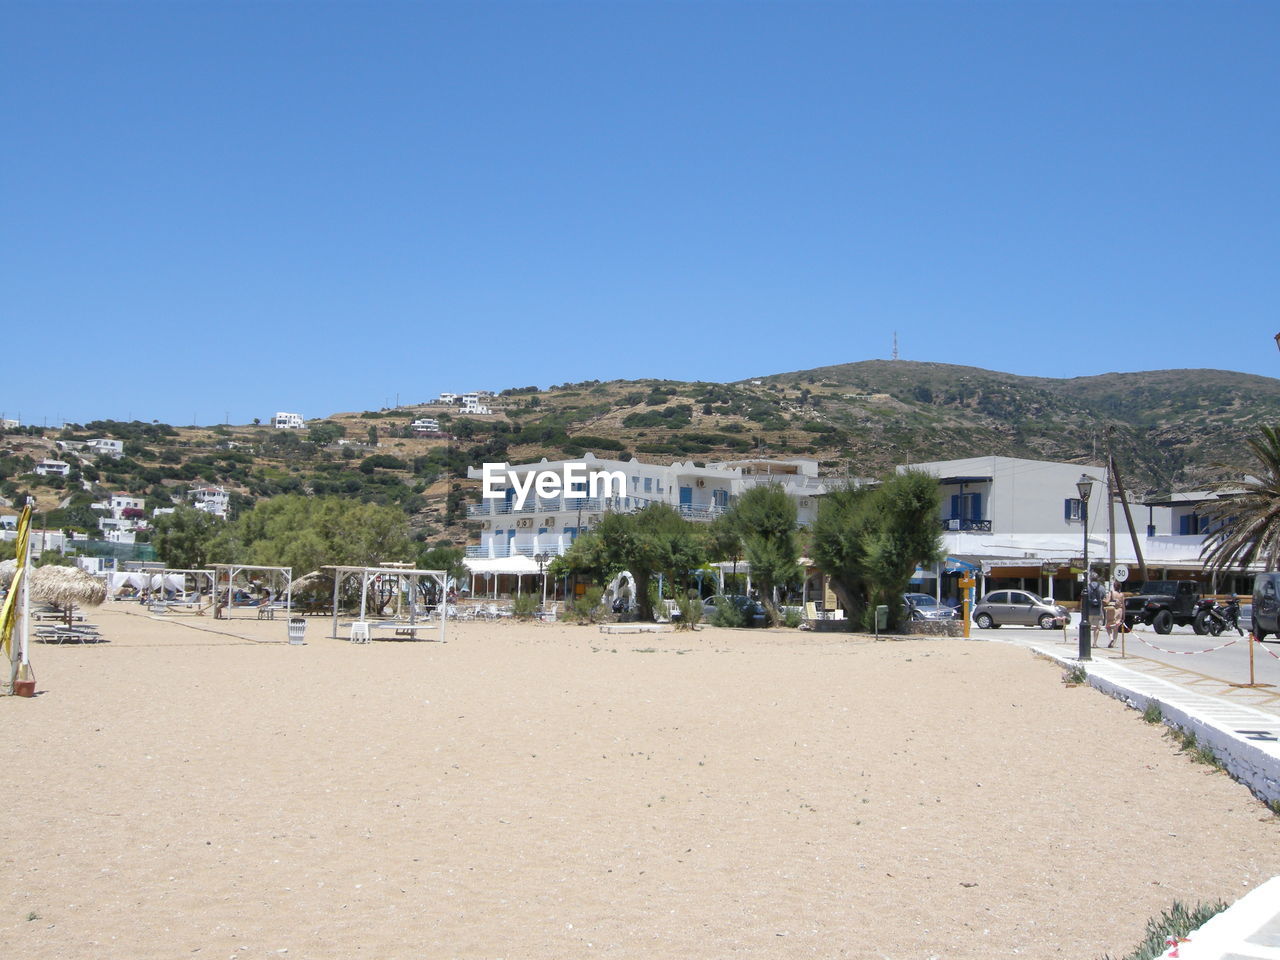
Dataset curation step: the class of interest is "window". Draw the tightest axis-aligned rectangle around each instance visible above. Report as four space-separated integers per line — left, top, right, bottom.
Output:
1179 513 1207 536
988 592 1009 604
1064 498 1084 521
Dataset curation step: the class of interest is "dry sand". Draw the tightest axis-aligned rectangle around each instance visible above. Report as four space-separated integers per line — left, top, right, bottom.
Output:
2 605 1278 959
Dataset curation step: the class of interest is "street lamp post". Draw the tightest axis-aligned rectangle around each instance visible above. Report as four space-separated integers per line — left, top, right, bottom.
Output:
1077 475 1094 662
535 552 548 610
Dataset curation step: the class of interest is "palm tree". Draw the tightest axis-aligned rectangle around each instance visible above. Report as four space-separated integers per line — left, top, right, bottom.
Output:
1201 424 1280 571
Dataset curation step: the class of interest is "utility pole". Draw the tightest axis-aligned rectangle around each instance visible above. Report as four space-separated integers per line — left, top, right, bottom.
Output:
1105 428 1149 583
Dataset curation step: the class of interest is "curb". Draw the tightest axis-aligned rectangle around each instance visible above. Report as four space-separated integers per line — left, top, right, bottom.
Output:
1160 875 1280 959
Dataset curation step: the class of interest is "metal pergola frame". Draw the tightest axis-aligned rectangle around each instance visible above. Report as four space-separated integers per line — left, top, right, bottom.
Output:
146 568 217 613
323 565 448 643
210 563 293 619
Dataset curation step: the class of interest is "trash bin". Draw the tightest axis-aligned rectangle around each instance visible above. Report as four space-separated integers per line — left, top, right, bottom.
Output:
288 617 306 645
874 604 889 636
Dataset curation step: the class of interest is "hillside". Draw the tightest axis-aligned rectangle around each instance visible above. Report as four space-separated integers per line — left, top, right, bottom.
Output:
2 362 1275 548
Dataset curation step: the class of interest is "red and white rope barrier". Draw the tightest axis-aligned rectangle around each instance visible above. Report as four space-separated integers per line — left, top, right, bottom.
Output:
1129 633 1241 656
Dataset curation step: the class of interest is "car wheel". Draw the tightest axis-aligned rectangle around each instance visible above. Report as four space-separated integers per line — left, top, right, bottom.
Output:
975 613 994 629
1256 629 1269 642
1153 610 1174 635
1038 614 1057 630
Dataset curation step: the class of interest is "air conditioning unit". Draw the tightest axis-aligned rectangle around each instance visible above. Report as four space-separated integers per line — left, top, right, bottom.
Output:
545 517 555 527
517 518 532 529
696 479 705 488
482 521 490 530
947 519 961 530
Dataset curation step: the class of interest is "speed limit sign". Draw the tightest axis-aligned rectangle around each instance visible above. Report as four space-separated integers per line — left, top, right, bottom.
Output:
1113 564 1129 583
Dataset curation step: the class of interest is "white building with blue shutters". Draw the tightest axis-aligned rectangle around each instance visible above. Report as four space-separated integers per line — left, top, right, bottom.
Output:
895 456 1249 600
464 453 828 560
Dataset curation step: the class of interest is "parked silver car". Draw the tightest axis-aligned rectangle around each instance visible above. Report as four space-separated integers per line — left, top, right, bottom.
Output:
902 593 958 621
972 590 1067 630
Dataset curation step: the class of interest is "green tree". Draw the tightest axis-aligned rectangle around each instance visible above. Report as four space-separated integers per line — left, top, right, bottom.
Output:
1201 424 1280 571
552 504 704 622
308 421 346 445
809 471 943 631
233 495 414 574
152 506 234 569
724 483 799 625
417 543 466 583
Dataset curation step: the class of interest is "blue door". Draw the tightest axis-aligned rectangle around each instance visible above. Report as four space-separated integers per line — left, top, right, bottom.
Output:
679 486 693 506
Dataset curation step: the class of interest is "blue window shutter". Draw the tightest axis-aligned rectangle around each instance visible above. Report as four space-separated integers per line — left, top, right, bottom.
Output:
1179 515 1190 535
970 493 982 521
950 495 960 518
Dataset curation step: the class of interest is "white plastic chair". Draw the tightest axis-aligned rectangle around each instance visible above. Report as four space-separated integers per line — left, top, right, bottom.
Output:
349 621 371 643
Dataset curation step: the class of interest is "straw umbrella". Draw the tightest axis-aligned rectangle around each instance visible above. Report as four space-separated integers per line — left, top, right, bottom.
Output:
291 570 334 614
30 565 107 626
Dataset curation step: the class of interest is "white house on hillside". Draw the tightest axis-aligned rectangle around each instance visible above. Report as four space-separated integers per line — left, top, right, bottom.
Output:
35 459 71 477
86 438 125 458
190 484 230 518
273 412 305 429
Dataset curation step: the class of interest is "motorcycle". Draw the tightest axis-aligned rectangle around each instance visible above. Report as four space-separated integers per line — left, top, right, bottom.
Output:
1192 597 1230 637
1221 596 1245 636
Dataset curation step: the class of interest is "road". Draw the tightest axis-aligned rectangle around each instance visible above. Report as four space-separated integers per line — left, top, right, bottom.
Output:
967 618 1280 714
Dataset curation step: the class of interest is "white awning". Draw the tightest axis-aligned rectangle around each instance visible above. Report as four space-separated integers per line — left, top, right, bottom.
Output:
464 556 542 577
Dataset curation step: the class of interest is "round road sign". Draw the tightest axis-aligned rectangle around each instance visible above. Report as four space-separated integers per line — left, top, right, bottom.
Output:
1113 564 1130 583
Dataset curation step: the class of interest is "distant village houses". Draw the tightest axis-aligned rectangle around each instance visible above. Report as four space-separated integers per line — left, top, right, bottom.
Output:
428 390 495 415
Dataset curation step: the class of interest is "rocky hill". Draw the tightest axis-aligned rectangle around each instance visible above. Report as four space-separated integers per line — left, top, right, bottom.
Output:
2 361 1275 547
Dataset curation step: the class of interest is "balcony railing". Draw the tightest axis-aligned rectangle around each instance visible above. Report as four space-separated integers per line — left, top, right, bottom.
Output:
465 543 571 559
468 496 613 518
676 503 729 520
941 518 992 532
469 496 729 521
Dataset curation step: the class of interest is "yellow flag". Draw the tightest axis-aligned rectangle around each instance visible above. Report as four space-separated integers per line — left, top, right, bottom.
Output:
1 504 33 660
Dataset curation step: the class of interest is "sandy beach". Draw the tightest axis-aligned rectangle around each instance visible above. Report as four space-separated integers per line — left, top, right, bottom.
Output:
2 605 1278 959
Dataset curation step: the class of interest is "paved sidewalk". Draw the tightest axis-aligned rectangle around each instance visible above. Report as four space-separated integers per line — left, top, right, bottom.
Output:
983 628 1280 960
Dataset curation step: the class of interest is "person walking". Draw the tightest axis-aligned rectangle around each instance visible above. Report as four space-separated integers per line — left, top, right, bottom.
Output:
1085 575 1104 646
1103 582 1125 648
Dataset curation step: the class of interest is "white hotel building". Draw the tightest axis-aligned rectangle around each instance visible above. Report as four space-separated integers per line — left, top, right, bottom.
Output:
464 453 828 560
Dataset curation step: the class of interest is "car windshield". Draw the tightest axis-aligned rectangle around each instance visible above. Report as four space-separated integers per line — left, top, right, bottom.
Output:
908 596 947 608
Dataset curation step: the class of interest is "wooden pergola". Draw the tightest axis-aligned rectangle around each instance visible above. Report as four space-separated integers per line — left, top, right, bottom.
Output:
322 565 448 643
210 563 293 619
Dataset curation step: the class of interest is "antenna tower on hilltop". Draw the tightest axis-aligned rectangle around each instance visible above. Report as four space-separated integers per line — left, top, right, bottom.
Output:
892 332 899 361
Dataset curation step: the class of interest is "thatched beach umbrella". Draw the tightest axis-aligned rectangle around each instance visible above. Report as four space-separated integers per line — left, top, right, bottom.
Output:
291 570 331 594
30 566 107 625
1 560 105 625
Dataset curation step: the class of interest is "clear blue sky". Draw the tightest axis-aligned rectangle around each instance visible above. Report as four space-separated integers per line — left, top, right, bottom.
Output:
3 0 1277 428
